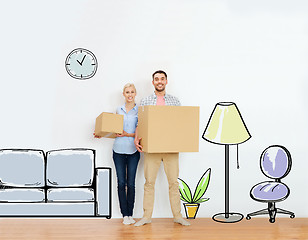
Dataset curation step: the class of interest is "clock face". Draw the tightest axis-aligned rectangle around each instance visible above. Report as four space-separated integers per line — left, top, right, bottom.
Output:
65 48 98 80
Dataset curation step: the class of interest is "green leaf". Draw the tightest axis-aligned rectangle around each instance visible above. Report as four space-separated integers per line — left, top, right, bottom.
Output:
192 168 211 203
195 198 210 203
178 178 192 203
180 196 188 202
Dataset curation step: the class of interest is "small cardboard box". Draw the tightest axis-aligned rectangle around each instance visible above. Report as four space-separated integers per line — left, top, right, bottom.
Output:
138 106 199 153
95 112 124 138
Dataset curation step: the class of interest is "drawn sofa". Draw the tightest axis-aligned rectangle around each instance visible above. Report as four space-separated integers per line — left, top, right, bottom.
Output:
0 148 111 217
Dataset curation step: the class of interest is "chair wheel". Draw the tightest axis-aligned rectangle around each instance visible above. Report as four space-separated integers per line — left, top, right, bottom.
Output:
269 218 275 223
290 214 295 219
246 216 251 220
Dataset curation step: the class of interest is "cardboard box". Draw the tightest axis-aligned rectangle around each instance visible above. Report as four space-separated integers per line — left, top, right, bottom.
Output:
138 106 199 153
95 112 123 138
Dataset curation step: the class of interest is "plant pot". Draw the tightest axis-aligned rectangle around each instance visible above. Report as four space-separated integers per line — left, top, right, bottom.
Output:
183 203 200 219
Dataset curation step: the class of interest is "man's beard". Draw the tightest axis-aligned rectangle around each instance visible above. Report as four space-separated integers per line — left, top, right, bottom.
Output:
155 86 165 92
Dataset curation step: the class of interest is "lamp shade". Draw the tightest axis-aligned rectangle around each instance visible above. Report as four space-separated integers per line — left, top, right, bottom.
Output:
203 102 251 145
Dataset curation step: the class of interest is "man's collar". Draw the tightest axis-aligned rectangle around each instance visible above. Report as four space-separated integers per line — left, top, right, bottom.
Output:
153 92 167 98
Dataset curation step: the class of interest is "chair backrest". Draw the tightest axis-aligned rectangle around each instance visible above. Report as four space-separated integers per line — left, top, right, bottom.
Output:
260 145 291 180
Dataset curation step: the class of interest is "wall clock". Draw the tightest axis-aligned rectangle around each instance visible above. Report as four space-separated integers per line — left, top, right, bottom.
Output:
65 48 98 80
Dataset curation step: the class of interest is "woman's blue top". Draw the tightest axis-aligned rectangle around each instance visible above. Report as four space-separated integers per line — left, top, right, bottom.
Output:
112 104 138 154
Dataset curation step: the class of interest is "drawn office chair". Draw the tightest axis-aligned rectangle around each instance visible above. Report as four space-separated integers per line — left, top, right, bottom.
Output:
246 145 295 223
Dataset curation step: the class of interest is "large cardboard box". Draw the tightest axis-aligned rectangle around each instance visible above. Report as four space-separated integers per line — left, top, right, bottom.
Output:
138 106 199 153
95 112 123 138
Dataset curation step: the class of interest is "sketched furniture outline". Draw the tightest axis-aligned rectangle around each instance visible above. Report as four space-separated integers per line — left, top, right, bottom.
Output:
0 148 111 218
246 145 295 223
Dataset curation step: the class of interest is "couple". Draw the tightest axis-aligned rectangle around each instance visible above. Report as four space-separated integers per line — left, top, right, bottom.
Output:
109 70 190 226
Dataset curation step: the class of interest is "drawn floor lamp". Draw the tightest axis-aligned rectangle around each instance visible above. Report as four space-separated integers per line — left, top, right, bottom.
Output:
203 102 251 223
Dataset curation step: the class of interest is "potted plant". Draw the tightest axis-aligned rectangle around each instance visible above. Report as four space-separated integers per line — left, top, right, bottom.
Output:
178 168 211 219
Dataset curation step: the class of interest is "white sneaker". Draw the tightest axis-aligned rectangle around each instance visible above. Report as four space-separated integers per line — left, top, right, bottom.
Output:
128 216 136 224
123 216 131 225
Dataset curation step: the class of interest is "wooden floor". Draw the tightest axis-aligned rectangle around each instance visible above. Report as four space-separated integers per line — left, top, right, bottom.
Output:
0 218 307 240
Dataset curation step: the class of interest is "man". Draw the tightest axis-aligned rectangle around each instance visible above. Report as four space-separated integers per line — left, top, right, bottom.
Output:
134 70 190 226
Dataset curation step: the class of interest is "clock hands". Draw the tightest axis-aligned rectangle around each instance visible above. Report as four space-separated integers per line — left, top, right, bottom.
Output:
77 55 86 66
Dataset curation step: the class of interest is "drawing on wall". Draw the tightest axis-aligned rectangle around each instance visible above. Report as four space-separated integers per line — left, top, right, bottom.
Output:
178 168 211 219
202 102 251 223
0 148 111 218
65 48 98 80
246 145 295 223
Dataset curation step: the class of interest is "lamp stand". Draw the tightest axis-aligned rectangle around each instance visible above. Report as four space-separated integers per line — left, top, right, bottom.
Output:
212 145 243 223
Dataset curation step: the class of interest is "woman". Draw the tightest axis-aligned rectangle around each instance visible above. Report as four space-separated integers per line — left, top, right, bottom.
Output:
96 83 140 225
113 83 140 225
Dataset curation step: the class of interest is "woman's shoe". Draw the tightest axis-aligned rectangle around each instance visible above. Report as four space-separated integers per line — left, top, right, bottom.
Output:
128 216 136 224
123 216 131 225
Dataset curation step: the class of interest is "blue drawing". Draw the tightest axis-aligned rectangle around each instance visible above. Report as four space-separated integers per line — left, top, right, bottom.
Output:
246 145 295 223
0 148 111 218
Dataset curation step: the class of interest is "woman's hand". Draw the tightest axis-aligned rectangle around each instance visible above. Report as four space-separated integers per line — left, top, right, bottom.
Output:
116 131 136 138
116 131 128 137
93 132 102 138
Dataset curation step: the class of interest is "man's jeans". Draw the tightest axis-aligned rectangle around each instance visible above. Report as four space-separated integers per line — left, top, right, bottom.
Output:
113 151 140 217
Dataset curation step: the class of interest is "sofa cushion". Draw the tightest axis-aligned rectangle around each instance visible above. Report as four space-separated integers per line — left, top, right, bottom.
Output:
47 188 94 202
0 189 45 203
0 149 45 188
46 149 94 187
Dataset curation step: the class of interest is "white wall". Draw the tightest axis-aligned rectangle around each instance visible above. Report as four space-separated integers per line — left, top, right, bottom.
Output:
1 0 307 218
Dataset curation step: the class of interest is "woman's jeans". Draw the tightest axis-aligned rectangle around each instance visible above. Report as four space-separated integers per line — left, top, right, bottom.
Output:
113 150 140 217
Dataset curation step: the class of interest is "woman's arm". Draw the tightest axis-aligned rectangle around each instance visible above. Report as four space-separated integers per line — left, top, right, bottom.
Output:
116 131 135 138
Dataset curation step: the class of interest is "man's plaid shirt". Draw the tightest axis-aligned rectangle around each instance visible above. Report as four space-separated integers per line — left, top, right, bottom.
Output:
140 93 181 106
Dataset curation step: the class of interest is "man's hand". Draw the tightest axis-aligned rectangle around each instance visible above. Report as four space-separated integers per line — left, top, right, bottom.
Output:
134 137 143 152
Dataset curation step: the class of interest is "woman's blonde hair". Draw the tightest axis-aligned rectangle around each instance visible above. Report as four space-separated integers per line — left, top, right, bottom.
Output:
123 83 136 93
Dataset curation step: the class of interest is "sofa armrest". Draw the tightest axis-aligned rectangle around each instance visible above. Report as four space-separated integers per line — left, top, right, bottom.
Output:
95 167 111 218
